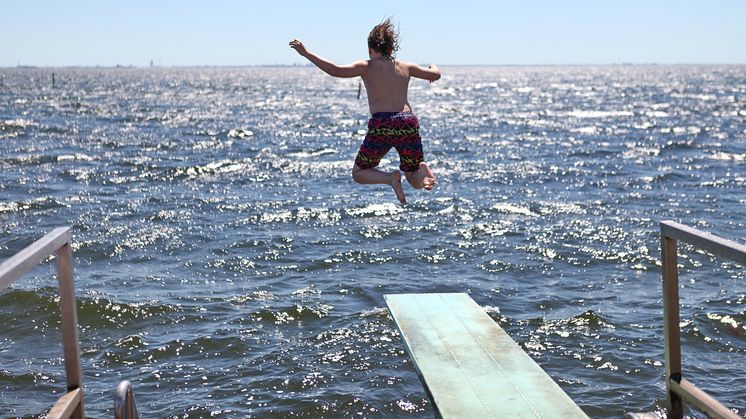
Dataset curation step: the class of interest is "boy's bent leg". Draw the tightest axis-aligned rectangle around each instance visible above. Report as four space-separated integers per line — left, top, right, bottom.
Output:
404 162 436 191
352 165 407 205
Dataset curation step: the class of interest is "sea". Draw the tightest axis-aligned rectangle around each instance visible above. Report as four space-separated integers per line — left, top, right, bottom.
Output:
1 65 745 418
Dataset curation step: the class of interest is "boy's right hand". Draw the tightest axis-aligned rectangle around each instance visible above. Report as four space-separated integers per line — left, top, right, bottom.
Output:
289 39 308 57
428 64 440 82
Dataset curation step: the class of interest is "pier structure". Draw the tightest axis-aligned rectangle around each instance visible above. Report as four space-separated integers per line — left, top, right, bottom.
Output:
385 292 589 418
3 222 744 417
660 221 744 419
384 222 745 418
0 227 140 419
0 227 84 419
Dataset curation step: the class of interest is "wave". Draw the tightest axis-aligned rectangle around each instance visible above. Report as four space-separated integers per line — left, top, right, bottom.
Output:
0 288 59 319
522 310 615 354
99 333 252 366
344 203 405 218
567 110 634 118
660 139 697 151
0 153 62 166
679 311 746 350
0 197 66 214
707 151 746 161
248 304 333 325
288 148 338 158
57 153 96 162
1 118 37 131
251 202 408 227
77 296 178 327
491 203 540 217
173 159 252 178
227 128 254 138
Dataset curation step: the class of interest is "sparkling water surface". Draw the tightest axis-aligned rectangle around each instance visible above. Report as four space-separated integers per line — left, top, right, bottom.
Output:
1 66 745 418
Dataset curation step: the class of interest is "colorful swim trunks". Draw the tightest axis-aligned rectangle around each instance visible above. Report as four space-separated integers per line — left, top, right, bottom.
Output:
354 112 424 172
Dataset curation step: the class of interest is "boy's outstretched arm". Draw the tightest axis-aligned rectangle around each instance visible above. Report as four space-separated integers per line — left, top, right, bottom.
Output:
289 39 367 78
409 63 441 82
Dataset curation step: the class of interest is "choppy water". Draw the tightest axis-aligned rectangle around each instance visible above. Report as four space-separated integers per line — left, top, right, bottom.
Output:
1 65 745 418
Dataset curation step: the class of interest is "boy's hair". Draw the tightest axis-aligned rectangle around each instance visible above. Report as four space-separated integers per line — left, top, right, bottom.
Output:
367 18 399 59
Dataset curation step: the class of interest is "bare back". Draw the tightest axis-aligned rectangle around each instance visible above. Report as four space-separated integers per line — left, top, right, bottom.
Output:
361 58 412 115
288 38 440 115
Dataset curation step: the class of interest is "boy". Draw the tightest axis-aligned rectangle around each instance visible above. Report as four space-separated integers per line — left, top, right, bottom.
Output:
289 18 440 205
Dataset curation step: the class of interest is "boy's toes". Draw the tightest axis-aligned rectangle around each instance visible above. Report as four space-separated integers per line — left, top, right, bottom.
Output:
419 162 436 190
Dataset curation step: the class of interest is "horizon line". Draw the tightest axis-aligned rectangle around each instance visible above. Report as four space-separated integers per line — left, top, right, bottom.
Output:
3 62 746 69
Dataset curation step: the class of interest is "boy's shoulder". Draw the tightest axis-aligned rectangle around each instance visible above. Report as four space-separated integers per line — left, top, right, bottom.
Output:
365 58 416 69
397 59 422 71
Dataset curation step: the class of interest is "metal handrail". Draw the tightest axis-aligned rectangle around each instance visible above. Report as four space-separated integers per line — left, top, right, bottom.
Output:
660 220 743 419
0 227 84 419
115 380 140 419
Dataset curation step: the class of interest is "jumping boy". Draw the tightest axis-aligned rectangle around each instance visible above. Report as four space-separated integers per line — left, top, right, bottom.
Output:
289 18 440 205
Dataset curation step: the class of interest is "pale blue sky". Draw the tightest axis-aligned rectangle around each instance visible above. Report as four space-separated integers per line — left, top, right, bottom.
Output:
3 0 745 67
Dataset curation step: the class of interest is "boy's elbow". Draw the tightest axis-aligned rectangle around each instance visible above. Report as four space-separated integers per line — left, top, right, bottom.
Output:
325 67 348 78
325 69 342 78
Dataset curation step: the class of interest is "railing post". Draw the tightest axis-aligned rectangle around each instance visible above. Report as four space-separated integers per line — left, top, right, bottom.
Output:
55 242 84 419
115 380 140 419
661 233 683 419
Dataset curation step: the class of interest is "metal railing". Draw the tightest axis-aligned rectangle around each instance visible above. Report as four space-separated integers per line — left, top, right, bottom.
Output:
115 380 140 419
660 221 745 419
0 227 84 419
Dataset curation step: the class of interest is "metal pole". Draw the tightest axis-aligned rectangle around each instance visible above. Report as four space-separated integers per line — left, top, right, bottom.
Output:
115 380 140 419
55 242 84 419
661 234 683 418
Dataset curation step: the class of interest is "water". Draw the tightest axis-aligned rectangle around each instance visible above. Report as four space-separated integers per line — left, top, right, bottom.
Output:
1 65 745 418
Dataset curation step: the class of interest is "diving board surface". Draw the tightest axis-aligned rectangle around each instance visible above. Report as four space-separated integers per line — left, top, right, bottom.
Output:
385 293 588 419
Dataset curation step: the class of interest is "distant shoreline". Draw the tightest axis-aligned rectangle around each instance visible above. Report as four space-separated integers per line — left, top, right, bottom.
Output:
2 63 746 70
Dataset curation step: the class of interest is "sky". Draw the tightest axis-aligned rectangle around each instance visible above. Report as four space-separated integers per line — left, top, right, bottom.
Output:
2 0 745 67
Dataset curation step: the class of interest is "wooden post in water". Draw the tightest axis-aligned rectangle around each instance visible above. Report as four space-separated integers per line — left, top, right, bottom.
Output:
55 242 84 419
52 72 56 88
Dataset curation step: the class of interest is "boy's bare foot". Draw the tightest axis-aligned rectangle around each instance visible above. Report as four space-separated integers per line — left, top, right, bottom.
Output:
420 162 436 190
391 171 407 205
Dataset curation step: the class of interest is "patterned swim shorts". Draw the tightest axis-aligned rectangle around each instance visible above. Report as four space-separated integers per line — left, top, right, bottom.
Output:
354 112 424 172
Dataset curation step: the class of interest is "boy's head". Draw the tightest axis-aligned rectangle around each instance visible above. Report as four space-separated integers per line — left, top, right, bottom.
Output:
367 18 399 59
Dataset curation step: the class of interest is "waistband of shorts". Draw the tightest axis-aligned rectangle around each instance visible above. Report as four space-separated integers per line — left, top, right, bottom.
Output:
370 111 416 119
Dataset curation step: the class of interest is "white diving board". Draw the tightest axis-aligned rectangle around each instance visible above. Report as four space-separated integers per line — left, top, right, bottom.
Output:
385 293 589 419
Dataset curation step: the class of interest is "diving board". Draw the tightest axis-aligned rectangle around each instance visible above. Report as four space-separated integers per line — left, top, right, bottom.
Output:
385 293 588 419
